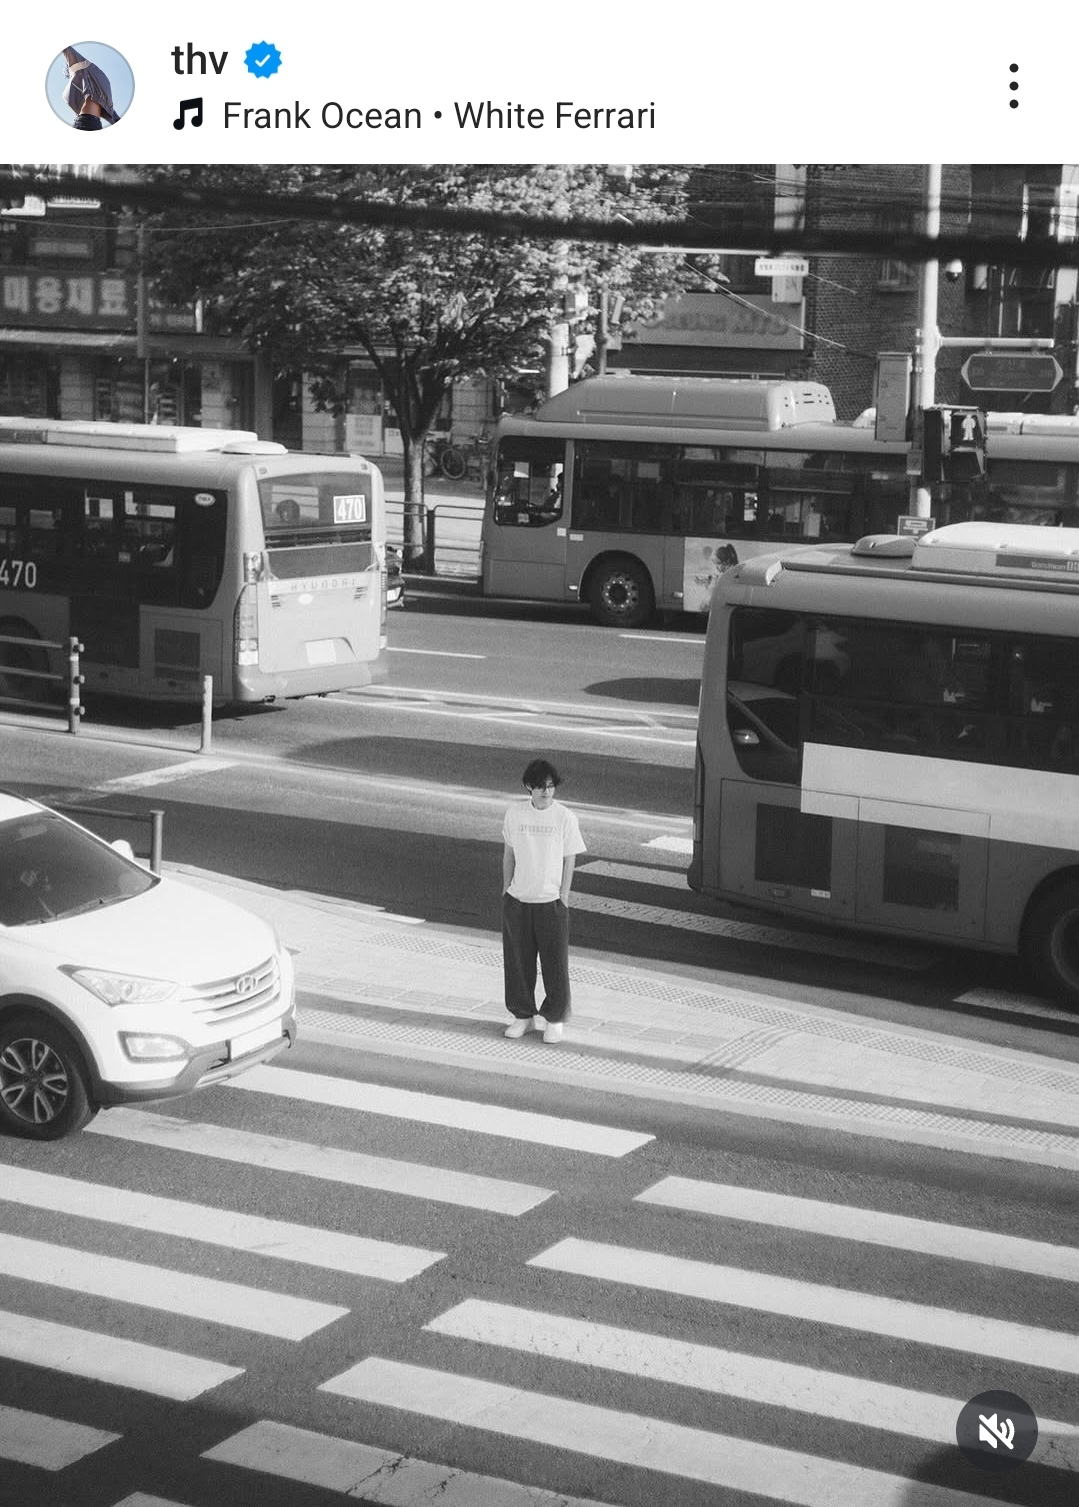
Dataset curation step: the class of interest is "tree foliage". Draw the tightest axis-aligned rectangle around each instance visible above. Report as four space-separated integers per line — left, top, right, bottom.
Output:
140 165 707 549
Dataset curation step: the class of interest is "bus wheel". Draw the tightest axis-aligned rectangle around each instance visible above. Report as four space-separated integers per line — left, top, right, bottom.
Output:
0 1013 97 1141
1023 881 1079 1011
588 558 654 628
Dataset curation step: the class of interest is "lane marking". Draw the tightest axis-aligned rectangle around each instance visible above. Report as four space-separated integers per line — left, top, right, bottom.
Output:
0 1164 442 1282
319 1357 987 1507
635 1177 1079 1282
94 757 234 790
88 1108 553 1216
529 1238 1079 1374
227 1066 652 1157
387 647 486 659
570 892 934 970
332 698 694 747
0 1403 119 1470
0 1309 241 1400
112 1496 199 1507
354 684 698 720
206 1418 614 1504
643 835 694 853
426 1299 1079 1472
0 1231 346 1340
619 632 705 645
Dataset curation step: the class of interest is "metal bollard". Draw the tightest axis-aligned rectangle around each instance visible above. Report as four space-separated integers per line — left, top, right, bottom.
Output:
199 675 212 753
67 637 85 735
423 506 436 574
149 808 164 875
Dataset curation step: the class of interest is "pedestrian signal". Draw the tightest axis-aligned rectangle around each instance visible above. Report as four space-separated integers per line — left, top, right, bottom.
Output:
921 405 987 484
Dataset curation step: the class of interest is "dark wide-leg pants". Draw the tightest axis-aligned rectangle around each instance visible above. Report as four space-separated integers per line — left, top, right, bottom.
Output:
502 894 571 1022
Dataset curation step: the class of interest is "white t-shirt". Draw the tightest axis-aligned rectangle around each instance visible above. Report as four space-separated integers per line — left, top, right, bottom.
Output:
503 799 586 902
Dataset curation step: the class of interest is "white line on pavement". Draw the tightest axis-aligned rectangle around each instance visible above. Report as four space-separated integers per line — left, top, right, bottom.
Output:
93 758 234 790
205 1418 615 1504
319 1357 987 1507
528 1238 1079 1374
387 647 486 658
0 1310 241 1400
88 1107 553 1215
0 1403 119 1470
619 632 705 645
0 1164 442 1282
580 858 691 890
643 835 694 853
635 1177 1079 1281
227 1065 653 1157
0 1231 347 1340
332 698 695 746
425 1299 1079 1471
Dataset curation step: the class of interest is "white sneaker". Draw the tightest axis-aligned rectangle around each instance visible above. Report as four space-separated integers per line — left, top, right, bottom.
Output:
504 1019 530 1038
543 1021 564 1043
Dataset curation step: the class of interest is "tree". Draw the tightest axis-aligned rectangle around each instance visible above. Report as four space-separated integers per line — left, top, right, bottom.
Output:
140 165 704 562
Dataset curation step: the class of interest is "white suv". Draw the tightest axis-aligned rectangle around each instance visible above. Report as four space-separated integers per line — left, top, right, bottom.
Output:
0 792 296 1140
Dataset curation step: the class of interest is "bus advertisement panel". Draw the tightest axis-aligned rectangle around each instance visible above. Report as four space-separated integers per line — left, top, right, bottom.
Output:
0 420 388 704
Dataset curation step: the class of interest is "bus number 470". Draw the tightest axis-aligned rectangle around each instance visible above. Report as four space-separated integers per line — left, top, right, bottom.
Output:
0 559 37 589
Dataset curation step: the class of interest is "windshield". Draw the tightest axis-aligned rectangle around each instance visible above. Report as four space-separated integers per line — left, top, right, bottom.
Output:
0 811 155 927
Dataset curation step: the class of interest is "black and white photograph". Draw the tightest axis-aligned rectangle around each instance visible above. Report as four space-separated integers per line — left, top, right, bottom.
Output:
0 158 1077 1507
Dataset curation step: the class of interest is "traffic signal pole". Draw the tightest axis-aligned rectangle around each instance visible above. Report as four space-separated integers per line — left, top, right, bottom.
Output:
911 164 1057 518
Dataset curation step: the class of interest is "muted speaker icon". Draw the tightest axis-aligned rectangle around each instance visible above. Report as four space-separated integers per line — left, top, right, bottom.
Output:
977 1413 1015 1450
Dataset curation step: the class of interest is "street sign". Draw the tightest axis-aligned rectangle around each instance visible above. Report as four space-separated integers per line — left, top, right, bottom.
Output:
754 257 809 278
961 352 1063 393
896 515 935 537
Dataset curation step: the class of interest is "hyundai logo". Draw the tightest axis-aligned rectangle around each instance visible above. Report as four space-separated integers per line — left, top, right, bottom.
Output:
235 974 258 997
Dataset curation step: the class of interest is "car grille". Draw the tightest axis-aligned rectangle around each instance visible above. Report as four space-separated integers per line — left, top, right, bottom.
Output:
186 953 281 1029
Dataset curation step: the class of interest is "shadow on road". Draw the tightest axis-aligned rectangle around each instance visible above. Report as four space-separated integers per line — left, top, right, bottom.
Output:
585 676 700 708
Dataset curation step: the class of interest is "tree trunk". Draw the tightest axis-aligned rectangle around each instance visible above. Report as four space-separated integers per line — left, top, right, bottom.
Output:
401 435 427 570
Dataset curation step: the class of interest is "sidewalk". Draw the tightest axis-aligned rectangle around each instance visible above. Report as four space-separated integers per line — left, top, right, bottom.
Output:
169 863 1079 1174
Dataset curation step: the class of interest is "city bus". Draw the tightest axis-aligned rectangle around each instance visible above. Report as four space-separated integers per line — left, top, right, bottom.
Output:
687 520 1079 1008
480 374 1079 627
0 419 388 705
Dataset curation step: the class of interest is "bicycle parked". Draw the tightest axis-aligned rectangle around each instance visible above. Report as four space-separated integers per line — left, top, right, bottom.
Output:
424 427 492 483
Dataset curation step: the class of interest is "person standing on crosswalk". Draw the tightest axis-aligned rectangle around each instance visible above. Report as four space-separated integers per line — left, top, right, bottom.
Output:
502 758 586 1044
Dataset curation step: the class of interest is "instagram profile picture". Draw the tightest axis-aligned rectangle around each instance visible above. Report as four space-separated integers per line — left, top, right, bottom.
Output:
46 42 134 130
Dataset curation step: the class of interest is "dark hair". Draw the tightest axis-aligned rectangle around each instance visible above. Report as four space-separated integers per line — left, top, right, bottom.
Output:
522 758 561 790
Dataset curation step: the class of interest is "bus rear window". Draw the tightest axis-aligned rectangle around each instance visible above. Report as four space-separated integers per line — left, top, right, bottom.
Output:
258 473 373 541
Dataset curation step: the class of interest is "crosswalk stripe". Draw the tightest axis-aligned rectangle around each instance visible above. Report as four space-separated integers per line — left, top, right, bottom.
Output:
227 1065 653 1157
426 1299 1079 1473
319 1356 989 1507
205 1418 615 1505
528 1237 1079 1374
635 1176 1079 1282
0 1164 442 1282
569 891 934 969
0 1403 119 1469
86 1107 553 1216
95 758 233 790
0 1309 241 1400
0 1231 346 1340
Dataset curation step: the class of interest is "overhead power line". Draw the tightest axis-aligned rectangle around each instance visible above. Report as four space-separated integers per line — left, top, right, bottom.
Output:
1 170 1078 271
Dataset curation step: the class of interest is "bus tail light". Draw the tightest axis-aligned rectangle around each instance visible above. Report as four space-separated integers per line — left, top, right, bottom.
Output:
234 585 259 666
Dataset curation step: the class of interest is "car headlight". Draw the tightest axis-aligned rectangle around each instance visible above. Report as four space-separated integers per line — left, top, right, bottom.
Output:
62 967 178 1007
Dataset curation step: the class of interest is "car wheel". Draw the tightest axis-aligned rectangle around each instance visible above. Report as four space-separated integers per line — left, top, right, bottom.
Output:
0 1013 97 1140
587 557 654 628
1022 881 1079 1012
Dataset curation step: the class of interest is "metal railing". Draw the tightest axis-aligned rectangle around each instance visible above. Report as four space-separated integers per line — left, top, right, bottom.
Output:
386 500 482 578
0 634 84 732
51 801 165 875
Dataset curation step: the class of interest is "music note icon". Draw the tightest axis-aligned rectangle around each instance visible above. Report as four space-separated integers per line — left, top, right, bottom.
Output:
173 97 203 130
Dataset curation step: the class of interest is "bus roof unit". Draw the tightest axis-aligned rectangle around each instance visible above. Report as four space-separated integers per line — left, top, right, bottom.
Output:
530 375 837 432
0 418 286 456
912 521 1079 581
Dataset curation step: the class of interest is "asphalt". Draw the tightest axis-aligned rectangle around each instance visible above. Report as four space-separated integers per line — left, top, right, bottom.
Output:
167 861 1079 1175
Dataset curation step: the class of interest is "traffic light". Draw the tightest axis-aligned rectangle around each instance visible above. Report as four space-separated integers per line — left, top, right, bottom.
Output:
921 405 986 484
